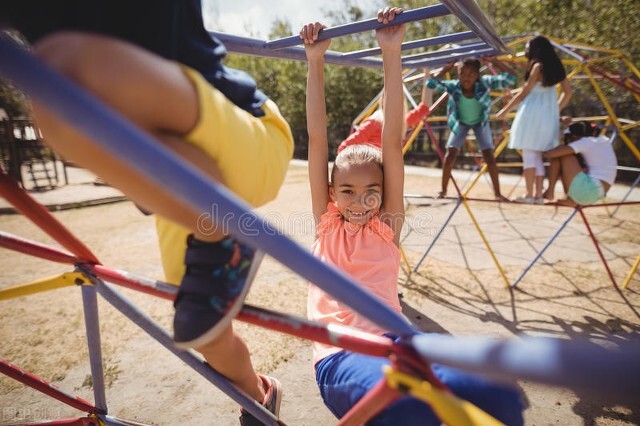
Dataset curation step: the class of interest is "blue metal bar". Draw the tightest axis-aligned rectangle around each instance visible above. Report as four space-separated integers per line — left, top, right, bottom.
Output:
611 172 640 217
439 0 509 54
410 334 640 397
343 31 478 59
404 47 499 69
0 38 416 337
265 4 451 50
81 284 108 413
93 279 279 425
212 31 385 69
413 199 463 272
402 40 489 62
511 209 578 288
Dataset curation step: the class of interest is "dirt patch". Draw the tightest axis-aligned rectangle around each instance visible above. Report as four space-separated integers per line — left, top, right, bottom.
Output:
1 164 639 425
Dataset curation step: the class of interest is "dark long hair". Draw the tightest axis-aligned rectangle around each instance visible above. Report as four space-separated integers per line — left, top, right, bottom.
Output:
524 36 566 86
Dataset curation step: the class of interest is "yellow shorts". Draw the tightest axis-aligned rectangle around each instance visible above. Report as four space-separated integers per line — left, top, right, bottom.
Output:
156 66 293 285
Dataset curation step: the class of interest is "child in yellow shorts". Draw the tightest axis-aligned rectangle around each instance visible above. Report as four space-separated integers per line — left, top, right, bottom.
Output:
10 1 293 421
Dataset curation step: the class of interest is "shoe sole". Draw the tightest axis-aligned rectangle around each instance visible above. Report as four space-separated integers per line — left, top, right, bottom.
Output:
174 250 265 350
268 377 283 418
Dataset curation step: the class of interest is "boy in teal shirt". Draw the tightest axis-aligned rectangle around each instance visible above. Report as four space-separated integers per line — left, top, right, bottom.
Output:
427 57 516 200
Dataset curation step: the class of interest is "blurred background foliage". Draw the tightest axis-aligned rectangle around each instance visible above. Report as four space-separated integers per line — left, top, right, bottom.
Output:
1 0 638 167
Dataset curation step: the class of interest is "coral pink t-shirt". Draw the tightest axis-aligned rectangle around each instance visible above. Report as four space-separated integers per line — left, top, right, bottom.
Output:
307 203 402 365
338 102 430 152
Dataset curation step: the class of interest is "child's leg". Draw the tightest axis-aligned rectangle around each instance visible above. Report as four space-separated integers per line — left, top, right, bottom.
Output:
315 351 440 425
544 157 561 200
32 32 291 408
33 32 220 239
521 150 538 199
559 155 583 203
439 126 468 198
533 151 545 199
315 351 523 426
431 363 524 426
439 148 459 198
474 122 506 200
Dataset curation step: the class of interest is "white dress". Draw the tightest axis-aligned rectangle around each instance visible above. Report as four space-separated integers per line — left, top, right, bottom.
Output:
508 82 560 151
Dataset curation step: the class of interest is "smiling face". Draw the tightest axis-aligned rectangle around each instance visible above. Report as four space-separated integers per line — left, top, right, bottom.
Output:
330 162 383 225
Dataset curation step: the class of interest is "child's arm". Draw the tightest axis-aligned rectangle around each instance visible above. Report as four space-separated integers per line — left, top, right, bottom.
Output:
376 7 405 245
496 62 542 120
405 69 432 127
543 145 574 159
558 78 572 111
301 22 332 225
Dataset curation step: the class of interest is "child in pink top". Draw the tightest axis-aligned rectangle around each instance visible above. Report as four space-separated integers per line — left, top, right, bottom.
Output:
337 77 431 152
302 7 523 425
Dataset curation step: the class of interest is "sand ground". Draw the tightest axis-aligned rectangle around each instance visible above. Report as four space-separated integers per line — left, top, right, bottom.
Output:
1 163 639 425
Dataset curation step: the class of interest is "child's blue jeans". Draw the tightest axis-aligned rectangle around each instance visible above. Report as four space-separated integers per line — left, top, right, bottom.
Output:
446 121 494 151
315 349 524 425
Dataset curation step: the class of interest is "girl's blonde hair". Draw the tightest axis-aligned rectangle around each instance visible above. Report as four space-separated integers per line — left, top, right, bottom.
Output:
330 144 383 185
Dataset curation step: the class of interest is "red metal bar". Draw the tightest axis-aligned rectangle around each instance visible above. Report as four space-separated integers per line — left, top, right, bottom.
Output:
338 379 403 426
0 231 81 265
88 264 177 301
578 209 618 288
0 170 99 264
587 64 640 96
0 359 102 415
239 305 394 358
582 200 640 208
23 418 99 426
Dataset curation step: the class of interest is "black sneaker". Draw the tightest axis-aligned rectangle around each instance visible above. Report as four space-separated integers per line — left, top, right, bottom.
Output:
239 375 283 426
173 235 263 349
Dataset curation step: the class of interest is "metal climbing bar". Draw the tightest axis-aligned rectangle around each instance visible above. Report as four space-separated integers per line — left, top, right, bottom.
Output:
402 40 490 62
0 37 416 338
342 30 478 59
91 277 280 426
510 209 579 288
438 0 509 54
410 334 640 397
0 272 85 300
265 4 451 50
211 31 384 69
0 359 103 415
0 170 99 264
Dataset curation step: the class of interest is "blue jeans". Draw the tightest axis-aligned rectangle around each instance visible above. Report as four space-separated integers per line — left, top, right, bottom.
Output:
447 122 494 151
315 350 524 426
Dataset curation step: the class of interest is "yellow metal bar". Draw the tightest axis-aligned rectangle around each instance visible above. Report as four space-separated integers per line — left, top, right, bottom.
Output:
549 37 620 54
402 121 425 154
399 244 412 273
462 132 510 198
621 121 640 132
585 68 640 162
622 255 640 290
461 199 510 287
506 36 533 49
622 57 640 80
0 272 89 300
384 367 504 426
584 54 626 66
352 97 380 128
565 65 583 80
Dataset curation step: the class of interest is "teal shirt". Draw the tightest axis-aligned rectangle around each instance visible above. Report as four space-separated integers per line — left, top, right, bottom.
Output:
458 95 482 126
426 72 517 134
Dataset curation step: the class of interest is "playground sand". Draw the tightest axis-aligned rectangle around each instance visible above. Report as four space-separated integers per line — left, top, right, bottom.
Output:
1 163 639 425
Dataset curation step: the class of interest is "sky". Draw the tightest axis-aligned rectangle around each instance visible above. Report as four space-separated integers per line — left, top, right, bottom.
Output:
203 0 378 39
